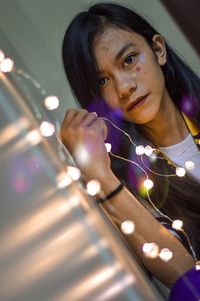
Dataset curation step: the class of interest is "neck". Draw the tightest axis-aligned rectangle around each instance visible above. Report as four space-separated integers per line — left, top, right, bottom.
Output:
141 91 189 147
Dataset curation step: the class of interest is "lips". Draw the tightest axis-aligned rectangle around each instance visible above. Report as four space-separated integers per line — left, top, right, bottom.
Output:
126 94 149 111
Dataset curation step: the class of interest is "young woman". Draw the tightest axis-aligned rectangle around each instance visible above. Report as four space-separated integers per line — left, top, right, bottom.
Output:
60 2 200 288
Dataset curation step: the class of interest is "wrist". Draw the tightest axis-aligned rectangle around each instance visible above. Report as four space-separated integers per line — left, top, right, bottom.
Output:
95 169 121 196
97 181 124 204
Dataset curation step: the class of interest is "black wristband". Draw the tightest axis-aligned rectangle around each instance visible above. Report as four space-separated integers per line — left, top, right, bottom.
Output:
97 181 124 204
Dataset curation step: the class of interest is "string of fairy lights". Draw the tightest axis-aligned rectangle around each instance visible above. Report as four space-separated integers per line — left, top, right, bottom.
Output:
101 118 198 262
0 49 199 269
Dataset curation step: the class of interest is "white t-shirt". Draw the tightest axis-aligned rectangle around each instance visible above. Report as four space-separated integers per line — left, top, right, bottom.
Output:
159 133 200 181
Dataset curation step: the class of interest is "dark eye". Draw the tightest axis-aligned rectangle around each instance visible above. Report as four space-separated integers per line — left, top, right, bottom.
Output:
98 77 109 86
123 54 135 67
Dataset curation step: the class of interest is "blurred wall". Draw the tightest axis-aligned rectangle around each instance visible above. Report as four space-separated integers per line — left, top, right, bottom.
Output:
0 0 199 123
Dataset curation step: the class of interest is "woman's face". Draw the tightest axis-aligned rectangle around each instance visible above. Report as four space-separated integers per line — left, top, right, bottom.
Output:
93 26 168 125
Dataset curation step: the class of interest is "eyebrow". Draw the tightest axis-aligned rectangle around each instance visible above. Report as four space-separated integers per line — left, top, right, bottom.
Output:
115 42 136 61
97 42 136 75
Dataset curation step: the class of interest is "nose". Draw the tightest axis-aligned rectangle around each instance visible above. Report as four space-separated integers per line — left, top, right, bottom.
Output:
115 72 137 101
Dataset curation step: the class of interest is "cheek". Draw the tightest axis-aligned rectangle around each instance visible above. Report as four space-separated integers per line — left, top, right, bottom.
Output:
136 53 159 76
135 66 141 72
102 87 118 109
135 54 146 71
139 59 164 86
134 65 148 82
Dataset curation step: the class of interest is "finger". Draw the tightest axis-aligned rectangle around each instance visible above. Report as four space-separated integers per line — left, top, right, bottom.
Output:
99 119 108 140
91 118 108 140
63 108 81 127
63 109 87 127
80 112 98 127
69 109 89 127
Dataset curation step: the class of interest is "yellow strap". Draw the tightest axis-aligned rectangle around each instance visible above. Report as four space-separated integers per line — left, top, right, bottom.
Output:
182 113 200 137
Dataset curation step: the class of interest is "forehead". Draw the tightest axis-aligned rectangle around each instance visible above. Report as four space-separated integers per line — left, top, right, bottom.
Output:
93 26 145 57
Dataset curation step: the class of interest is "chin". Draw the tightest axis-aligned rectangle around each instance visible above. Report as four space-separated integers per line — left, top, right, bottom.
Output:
125 101 160 125
127 115 155 125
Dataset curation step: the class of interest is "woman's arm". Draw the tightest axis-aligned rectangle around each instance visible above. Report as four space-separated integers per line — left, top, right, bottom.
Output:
61 108 195 288
95 169 195 288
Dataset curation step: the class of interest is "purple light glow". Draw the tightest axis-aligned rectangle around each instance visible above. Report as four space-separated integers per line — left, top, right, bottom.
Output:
9 154 41 194
180 95 199 118
169 267 200 301
87 98 124 153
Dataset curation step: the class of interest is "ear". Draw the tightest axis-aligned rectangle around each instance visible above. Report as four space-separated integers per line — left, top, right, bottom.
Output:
152 34 167 66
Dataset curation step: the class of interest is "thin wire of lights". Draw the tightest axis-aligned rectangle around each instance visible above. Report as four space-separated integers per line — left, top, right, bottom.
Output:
102 117 198 262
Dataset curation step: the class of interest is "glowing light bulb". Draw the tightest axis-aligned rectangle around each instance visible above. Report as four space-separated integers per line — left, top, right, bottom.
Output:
159 248 173 262
144 145 153 156
105 143 112 152
25 130 41 145
185 160 195 171
121 220 135 235
74 145 90 165
135 145 145 155
57 173 72 189
39 121 55 137
0 49 5 62
176 167 186 177
172 219 183 230
143 179 154 190
196 264 200 271
86 179 101 196
44 96 59 110
142 242 159 259
0 57 14 72
70 195 80 207
67 166 81 181
149 152 157 162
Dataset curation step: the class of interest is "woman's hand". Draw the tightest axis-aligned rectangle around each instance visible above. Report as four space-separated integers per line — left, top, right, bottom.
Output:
61 109 111 181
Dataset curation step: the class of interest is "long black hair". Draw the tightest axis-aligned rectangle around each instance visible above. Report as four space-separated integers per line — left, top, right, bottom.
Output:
62 2 200 259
